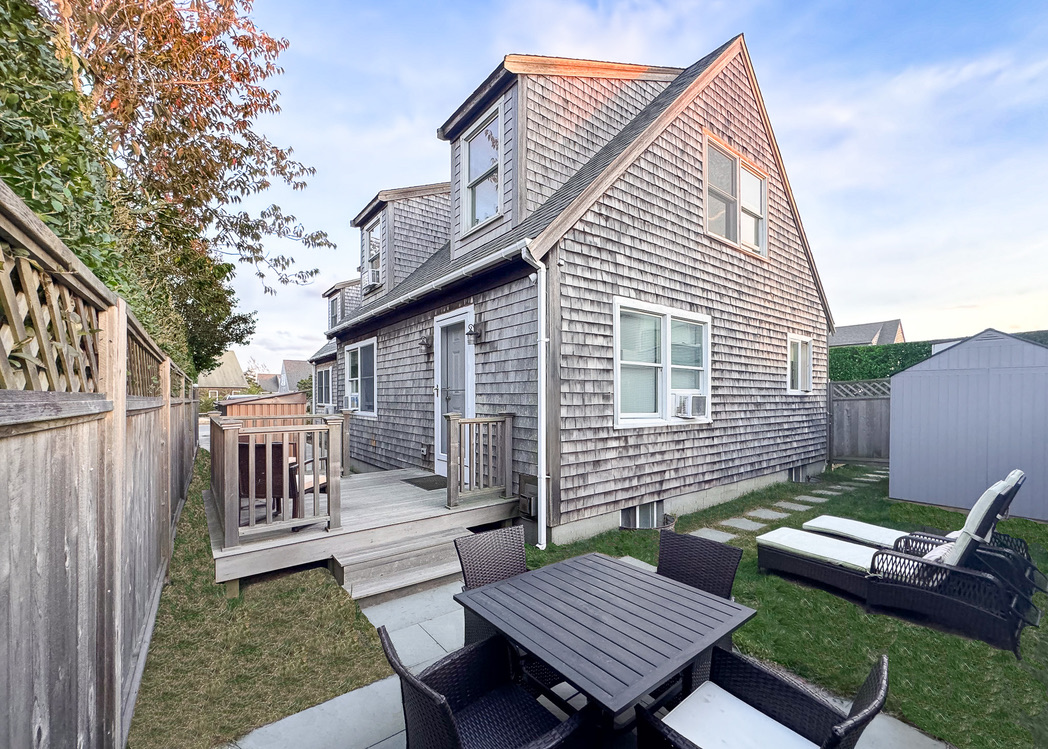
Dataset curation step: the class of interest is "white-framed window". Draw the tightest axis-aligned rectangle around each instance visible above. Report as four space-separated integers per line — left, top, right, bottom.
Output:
344 337 377 416
613 298 712 428
704 131 767 256
462 105 501 231
208 390 218 399
364 217 382 289
787 334 813 394
621 500 665 529
328 297 339 328
314 367 332 406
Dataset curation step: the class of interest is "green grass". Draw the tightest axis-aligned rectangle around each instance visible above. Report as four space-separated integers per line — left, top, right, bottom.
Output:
127 452 392 749
527 466 1048 749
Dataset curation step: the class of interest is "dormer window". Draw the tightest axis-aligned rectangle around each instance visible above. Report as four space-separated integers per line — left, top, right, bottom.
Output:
464 108 501 230
328 297 339 328
364 217 382 289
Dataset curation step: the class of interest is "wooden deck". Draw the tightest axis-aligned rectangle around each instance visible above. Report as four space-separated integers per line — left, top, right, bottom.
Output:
204 467 519 587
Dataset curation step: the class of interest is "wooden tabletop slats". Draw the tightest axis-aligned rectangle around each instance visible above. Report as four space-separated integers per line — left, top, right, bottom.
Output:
455 553 756 715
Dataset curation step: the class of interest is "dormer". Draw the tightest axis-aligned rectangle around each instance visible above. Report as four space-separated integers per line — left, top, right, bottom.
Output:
351 182 451 300
323 278 361 332
438 55 684 260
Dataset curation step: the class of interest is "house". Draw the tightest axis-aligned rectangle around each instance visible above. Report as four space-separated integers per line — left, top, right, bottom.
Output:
255 373 280 393
890 329 1048 521
195 349 249 400
322 35 832 545
828 319 905 347
278 359 313 393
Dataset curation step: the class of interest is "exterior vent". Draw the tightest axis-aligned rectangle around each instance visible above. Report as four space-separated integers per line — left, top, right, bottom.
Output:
363 269 381 289
672 392 706 419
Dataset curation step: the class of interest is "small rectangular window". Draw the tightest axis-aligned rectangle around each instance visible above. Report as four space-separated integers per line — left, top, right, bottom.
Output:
464 109 501 229
364 218 382 288
344 339 377 415
705 134 767 255
314 368 331 406
329 298 339 328
787 335 813 394
620 500 665 529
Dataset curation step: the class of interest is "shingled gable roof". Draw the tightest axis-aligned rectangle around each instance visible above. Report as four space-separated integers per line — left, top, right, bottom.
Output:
351 182 451 229
330 35 832 337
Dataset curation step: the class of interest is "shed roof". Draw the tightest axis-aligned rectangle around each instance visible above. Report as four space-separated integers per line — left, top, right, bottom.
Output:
829 320 905 347
331 36 831 338
895 328 1048 376
196 350 249 389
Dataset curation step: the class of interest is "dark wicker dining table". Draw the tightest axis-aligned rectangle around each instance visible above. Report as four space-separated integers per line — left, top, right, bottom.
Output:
454 552 756 717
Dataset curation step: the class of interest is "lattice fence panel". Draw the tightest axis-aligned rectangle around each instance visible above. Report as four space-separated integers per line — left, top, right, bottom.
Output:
831 379 891 399
0 240 100 392
127 334 162 396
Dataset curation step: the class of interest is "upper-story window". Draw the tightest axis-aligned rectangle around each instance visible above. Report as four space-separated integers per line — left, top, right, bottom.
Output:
364 217 382 289
464 107 501 230
328 297 339 328
705 133 767 256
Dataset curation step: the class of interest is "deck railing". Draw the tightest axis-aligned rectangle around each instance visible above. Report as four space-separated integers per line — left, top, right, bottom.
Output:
211 413 342 548
445 412 514 507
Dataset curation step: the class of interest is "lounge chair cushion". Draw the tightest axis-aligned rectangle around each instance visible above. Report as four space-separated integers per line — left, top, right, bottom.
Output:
943 530 978 567
923 543 954 563
962 481 1007 540
661 681 818 749
756 527 877 573
802 516 909 548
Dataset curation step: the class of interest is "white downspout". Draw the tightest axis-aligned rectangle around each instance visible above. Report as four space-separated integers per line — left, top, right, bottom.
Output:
521 240 548 550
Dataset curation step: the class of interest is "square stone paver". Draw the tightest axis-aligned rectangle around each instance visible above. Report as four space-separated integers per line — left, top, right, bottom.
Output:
619 555 657 573
719 517 766 531
811 489 842 496
417 609 464 653
793 495 830 504
385 623 447 669
747 508 789 520
360 580 463 631
690 527 737 543
775 501 814 511
854 477 880 483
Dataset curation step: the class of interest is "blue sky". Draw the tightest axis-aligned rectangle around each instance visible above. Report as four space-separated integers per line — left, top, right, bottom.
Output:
230 0 1048 371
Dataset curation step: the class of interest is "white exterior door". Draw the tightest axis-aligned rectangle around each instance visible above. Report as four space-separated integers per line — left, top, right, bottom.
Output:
434 307 475 476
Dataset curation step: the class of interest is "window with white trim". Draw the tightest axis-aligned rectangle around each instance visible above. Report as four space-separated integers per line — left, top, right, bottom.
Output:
314 367 332 406
364 218 382 289
345 338 377 415
463 108 501 230
614 298 711 426
328 297 339 328
705 136 767 255
787 335 813 394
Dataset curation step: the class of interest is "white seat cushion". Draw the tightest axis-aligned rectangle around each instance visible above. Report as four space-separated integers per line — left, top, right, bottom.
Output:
662 681 818 749
961 481 1007 539
756 527 877 573
802 515 909 548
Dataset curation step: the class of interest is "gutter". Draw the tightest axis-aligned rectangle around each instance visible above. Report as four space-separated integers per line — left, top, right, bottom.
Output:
520 241 548 550
327 238 533 338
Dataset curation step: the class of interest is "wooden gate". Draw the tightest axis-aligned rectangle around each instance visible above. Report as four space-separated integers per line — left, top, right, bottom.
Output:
829 379 890 464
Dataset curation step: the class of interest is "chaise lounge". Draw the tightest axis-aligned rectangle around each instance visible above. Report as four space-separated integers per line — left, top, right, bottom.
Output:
756 502 1040 654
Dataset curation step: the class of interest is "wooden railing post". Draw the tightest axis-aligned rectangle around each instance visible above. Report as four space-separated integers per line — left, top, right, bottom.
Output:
446 412 461 508
341 409 352 476
498 412 514 498
217 418 241 549
324 415 343 530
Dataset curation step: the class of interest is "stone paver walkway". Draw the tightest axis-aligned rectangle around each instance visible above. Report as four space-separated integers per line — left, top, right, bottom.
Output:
690 527 736 543
747 508 789 520
719 517 766 531
775 500 814 511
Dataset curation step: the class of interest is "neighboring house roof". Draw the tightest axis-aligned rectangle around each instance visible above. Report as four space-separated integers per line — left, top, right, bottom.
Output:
329 35 833 339
352 182 452 229
255 373 280 392
829 320 906 347
309 340 338 363
196 350 249 389
281 359 313 388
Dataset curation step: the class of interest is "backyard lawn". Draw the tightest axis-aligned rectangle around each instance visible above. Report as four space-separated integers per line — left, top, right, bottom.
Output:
130 455 1047 749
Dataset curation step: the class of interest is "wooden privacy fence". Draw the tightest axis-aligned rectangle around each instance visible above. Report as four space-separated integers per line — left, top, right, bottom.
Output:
828 378 890 464
210 413 342 548
0 178 198 749
445 412 514 507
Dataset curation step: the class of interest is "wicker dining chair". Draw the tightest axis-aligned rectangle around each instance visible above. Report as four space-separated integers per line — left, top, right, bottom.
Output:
657 529 744 599
637 650 889 749
454 526 573 711
378 626 593 749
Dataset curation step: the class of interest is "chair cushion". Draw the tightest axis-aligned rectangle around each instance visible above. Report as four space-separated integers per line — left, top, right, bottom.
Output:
757 527 877 573
923 543 954 563
454 683 561 749
802 515 909 548
662 681 818 749
962 482 1006 539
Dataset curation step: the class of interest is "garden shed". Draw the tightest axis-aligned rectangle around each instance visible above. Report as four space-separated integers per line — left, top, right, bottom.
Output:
889 329 1048 520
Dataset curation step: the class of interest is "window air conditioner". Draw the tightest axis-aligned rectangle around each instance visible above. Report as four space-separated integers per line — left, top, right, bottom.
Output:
364 269 381 288
344 394 360 411
672 392 706 419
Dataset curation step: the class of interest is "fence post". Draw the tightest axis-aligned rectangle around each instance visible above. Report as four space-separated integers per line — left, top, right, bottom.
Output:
499 412 514 498
446 412 461 508
218 418 241 549
96 298 128 747
325 415 342 531
160 359 173 566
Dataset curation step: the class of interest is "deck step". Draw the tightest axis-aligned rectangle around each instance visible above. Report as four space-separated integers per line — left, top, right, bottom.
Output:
332 527 472 601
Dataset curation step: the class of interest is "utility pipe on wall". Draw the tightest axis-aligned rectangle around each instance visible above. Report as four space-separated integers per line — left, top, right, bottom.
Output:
521 240 548 550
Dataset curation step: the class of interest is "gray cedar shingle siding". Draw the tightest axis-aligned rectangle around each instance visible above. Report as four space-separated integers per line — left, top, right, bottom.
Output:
341 274 538 482
390 193 451 284
521 75 669 217
553 50 827 523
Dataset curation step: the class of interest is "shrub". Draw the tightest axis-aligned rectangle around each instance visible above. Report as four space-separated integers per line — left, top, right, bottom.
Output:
829 341 933 381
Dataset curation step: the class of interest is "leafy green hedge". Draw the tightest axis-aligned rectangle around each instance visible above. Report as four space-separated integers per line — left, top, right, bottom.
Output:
829 341 933 381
